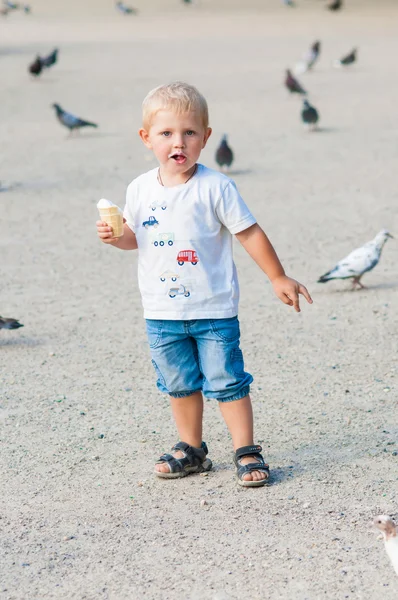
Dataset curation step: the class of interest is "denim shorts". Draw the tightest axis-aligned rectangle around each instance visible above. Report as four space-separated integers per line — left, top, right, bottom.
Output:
145 317 253 402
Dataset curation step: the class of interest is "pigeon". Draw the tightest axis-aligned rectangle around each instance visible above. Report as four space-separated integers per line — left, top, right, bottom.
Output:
295 40 321 74
115 1 137 14
215 135 234 171
282 0 295 6
318 230 393 289
29 55 43 77
285 69 307 95
41 48 58 68
306 40 321 69
301 99 319 130
334 48 357 67
373 516 398 576
3 1 19 9
52 104 98 134
22 3 30 12
328 0 342 10
0 316 23 330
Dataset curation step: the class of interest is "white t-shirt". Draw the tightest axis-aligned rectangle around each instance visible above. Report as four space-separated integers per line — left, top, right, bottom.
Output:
123 164 256 320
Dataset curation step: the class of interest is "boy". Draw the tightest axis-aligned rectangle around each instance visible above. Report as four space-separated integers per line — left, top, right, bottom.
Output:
97 82 312 487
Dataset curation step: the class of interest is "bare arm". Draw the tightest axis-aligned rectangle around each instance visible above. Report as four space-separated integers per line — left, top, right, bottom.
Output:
235 223 313 312
235 223 285 281
96 219 138 250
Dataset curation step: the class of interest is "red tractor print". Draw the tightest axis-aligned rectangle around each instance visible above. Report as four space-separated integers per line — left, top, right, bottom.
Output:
177 250 199 266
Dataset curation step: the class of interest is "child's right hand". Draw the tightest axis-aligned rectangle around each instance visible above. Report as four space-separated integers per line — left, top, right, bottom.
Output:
96 219 125 244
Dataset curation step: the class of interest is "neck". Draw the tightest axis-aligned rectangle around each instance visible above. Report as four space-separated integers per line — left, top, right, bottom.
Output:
158 164 197 187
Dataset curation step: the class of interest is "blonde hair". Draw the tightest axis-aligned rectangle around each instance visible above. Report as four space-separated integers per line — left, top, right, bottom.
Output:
142 82 209 130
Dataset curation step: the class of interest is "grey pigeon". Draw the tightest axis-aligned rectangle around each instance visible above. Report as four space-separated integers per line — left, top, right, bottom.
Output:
334 48 357 67
282 0 295 6
29 55 43 77
285 69 307 95
0 316 23 330
4 1 19 9
215 135 234 171
301 99 319 129
318 230 393 289
306 40 321 69
23 3 30 12
41 48 58 68
52 103 98 133
328 0 342 10
115 1 137 14
295 40 321 74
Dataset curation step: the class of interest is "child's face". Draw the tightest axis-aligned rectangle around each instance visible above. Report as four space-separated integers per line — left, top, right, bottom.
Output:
139 109 212 174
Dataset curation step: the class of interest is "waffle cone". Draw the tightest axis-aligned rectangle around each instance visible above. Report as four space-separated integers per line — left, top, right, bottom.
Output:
98 206 124 237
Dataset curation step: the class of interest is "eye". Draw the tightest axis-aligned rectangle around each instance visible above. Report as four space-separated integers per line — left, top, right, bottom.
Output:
186 130 195 136
161 131 171 137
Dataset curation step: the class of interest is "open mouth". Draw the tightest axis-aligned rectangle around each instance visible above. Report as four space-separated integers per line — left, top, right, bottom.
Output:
170 153 187 164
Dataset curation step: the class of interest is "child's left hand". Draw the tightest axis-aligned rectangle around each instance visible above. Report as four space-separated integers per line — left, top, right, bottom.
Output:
272 275 313 313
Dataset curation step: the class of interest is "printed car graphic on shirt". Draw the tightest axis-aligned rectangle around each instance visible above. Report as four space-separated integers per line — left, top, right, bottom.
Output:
159 270 179 282
177 250 199 266
142 216 159 229
150 232 174 247
149 200 167 211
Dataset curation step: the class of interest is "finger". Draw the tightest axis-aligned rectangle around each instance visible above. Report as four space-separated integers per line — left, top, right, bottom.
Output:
281 293 293 306
299 284 313 304
96 220 109 227
287 292 301 312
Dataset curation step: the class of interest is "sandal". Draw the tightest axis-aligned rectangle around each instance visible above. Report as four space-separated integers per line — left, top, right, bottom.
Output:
155 441 212 479
234 445 270 487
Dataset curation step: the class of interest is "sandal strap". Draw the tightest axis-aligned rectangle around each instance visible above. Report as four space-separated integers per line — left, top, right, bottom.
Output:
235 445 263 460
156 441 208 474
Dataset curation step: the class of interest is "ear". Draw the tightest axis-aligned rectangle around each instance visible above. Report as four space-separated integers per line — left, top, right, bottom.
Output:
139 128 152 149
202 127 212 149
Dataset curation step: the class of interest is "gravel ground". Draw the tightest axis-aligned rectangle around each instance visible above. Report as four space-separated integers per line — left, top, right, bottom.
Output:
1 1 398 598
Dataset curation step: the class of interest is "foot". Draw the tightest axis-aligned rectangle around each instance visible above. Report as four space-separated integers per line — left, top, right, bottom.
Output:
239 455 269 482
155 448 185 473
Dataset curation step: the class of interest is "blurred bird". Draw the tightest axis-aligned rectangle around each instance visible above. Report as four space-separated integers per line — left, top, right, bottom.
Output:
318 230 393 289
3 1 19 9
0 316 23 330
373 516 398 576
282 0 295 6
41 48 58 68
301 99 319 130
29 55 43 77
328 0 342 10
22 3 30 12
215 135 234 172
115 1 137 14
285 69 306 95
306 40 321 69
296 40 321 74
52 104 98 134
335 48 357 67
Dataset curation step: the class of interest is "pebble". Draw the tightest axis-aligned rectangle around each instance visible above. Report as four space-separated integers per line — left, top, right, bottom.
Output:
200 499 208 507
63 536 75 541
392 451 398 457
124 387 132 392
93 456 100 460
98 434 104 439
200 472 209 477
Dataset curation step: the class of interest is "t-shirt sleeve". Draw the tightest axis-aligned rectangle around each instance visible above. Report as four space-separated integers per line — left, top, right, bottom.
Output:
215 181 257 235
123 181 136 233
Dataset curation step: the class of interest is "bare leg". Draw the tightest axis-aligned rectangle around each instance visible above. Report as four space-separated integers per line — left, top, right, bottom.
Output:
155 391 203 473
218 394 267 482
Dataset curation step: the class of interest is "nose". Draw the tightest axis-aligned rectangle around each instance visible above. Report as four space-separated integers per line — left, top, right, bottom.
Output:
173 134 185 148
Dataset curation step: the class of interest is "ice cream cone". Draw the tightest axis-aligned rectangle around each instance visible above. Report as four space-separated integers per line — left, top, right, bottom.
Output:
98 205 124 238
